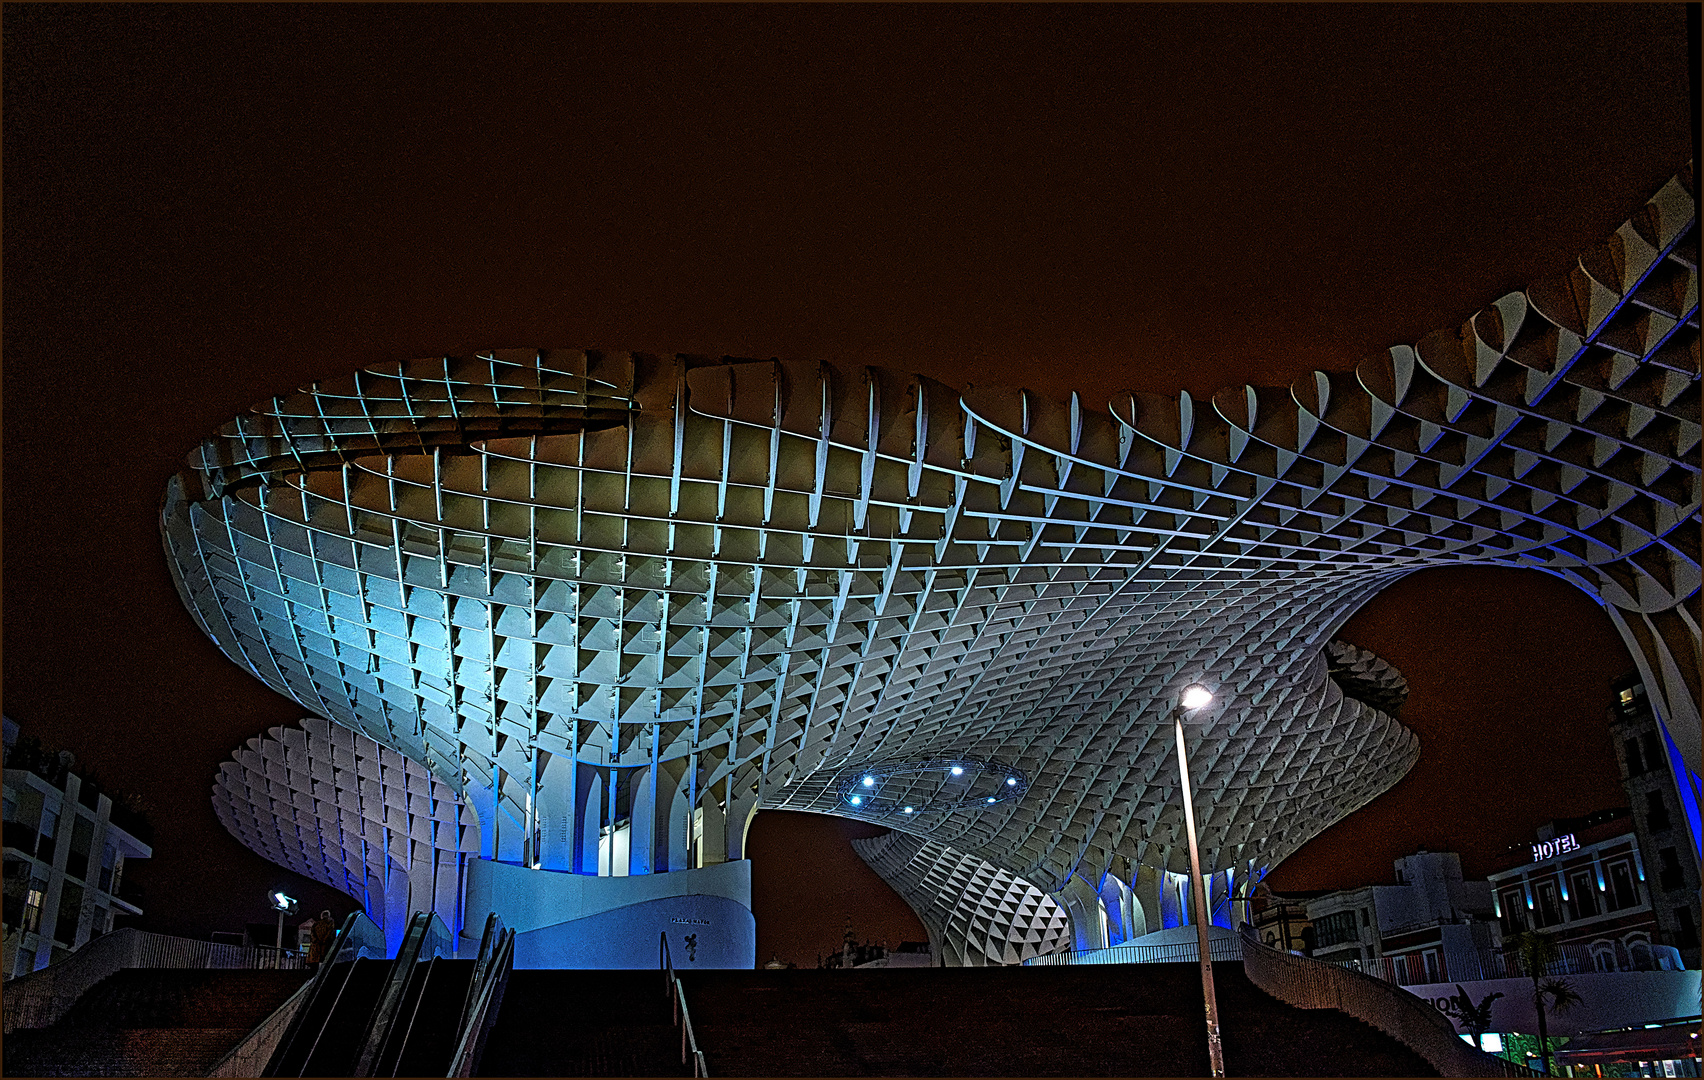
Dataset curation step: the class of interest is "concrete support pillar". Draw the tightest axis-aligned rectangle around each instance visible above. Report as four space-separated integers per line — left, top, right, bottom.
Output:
574 766 603 875
697 785 727 867
1056 873 1107 951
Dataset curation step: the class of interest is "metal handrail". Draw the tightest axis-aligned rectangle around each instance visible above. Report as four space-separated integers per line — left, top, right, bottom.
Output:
262 910 385 1077
660 932 709 1077
2 927 306 1034
1238 924 1544 1078
353 911 452 1076
447 915 514 1078
456 913 501 1038
1023 935 1244 966
1332 939 1688 986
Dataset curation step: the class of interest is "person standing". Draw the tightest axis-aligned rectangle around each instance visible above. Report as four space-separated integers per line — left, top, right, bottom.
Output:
306 910 336 971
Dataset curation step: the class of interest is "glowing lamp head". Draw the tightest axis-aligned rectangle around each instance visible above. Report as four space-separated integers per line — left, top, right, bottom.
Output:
950 765 964 776
1181 685 1214 710
862 776 875 787
903 806 914 814
849 795 863 806
1006 776 1018 786
987 796 997 803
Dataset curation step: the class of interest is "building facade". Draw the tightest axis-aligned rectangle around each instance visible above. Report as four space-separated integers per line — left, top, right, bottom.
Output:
2 720 153 980
172 169 1698 966
1609 674 1702 968
1488 814 1679 974
1305 850 1498 979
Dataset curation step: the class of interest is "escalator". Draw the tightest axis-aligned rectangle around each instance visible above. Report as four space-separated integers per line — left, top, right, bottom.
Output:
369 955 474 1076
262 910 513 1077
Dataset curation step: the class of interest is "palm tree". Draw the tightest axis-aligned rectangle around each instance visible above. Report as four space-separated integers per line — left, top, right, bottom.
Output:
1502 930 1583 1075
1443 984 1503 1052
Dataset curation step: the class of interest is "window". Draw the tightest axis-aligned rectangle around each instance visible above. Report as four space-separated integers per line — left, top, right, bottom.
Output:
1314 910 1359 948
1641 732 1663 773
1499 886 1527 935
65 816 94 882
97 845 117 894
1360 908 1370 927
1534 879 1563 928
1566 869 1599 920
1606 859 1639 910
1658 848 1684 891
54 883 83 946
1623 737 1645 776
22 884 45 934
1647 791 1672 833
3 785 41 855
1628 935 1653 970
1674 906 1699 949
36 806 58 866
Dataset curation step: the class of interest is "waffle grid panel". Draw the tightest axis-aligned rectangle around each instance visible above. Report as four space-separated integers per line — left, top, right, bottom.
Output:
173 168 1698 919
210 716 476 935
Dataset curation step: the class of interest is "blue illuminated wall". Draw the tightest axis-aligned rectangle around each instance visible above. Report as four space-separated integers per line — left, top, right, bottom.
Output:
463 857 755 969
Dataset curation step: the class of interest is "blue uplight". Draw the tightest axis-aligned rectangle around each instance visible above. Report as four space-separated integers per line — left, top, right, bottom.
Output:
951 766 964 776
1007 777 1018 786
862 776 875 787
850 795 862 805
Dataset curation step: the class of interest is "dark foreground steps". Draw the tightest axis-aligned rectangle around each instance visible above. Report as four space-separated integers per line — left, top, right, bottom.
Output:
479 969 689 1077
479 962 1437 1077
3 968 311 1078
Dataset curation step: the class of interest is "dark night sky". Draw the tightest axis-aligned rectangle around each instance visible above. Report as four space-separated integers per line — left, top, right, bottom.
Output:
3 5 1693 965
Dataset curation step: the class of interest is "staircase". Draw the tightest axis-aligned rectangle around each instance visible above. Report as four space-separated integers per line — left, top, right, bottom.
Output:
2 968 311 1077
477 962 1437 1077
477 970 691 1077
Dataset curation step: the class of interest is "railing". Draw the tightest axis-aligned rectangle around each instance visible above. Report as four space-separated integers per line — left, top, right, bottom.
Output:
352 910 454 1076
207 974 316 1077
260 910 387 1077
1335 941 1687 987
1238 925 1544 1078
2 927 304 1033
661 932 709 1077
1022 934 1243 966
448 914 515 1078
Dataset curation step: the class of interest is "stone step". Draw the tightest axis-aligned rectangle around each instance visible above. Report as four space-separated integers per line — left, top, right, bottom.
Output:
3 1026 254 1077
478 963 1438 1077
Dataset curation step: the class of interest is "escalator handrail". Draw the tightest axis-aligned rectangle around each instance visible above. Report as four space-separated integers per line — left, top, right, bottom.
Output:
261 910 376 1077
353 911 441 1077
455 912 502 1038
381 955 445 1077
445 927 515 1078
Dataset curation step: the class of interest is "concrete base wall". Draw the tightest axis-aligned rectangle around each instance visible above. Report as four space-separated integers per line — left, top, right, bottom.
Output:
1402 970 1702 1036
462 858 755 969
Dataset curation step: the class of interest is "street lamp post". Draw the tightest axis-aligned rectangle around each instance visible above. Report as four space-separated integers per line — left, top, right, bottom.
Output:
268 890 298 956
1175 684 1225 1078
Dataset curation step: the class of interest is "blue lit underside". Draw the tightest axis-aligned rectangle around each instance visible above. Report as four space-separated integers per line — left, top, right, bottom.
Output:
1659 722 1702 861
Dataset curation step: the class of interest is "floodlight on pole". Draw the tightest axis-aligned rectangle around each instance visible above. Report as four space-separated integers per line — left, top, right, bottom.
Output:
267 890 298 955
1173 687 1225 1077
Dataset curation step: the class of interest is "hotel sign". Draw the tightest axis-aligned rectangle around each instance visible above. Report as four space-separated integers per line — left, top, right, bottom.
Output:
1531 834 1579 862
